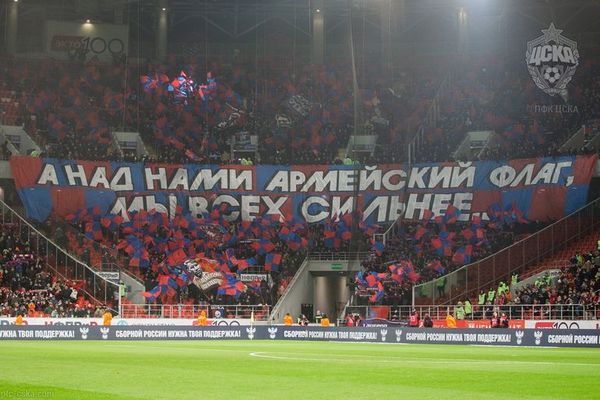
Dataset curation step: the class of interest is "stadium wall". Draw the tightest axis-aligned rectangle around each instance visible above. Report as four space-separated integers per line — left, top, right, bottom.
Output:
0 326 598 348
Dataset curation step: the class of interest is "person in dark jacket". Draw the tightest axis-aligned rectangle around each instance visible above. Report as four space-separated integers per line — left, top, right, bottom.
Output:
423 314 433 328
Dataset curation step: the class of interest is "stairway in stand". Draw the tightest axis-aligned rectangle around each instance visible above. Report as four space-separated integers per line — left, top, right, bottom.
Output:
520 228 600 280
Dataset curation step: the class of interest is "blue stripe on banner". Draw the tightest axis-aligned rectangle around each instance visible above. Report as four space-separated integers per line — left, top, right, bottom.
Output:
500 188 533 217
565 185 588 215
84 189 116 215
19 187 52 222
256 165 289 194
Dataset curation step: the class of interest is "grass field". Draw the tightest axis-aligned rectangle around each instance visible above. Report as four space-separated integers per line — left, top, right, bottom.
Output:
0 341 599 400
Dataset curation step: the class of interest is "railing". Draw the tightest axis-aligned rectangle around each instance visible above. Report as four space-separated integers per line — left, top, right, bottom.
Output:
374 73 454 246
407 72 451 165
110 128 126 159
0 126 20 156
373 218 403 246
239 266 268 274
120 304 270 320
0 200 120 313
270 256 309 322
307 252 370 261
344 304 600 322
559 125 585 153
57 221 145 280
413 197 600 305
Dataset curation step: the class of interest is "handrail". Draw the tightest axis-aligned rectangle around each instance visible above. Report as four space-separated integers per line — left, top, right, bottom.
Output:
345 304 600 322
375 72 453 246
407 72 451 165
413 197 600 306
374 218 400 246
270 255 309 322
0 126 21 155
60 221 144 282
307 252 369 261
0 199 120 313
120 303 269 320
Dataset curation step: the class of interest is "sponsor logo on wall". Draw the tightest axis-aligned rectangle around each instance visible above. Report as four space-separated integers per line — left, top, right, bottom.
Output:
268 327 278 340
515 330 524 345
534 331 544 345
79 327 89 340
395 329 403 342
45 20 128 61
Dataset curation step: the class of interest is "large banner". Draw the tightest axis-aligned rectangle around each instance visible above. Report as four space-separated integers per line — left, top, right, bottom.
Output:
10 155 597 224
0 326 599 347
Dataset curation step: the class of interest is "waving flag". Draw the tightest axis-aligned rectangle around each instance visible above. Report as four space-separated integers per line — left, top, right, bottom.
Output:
265 253 282 271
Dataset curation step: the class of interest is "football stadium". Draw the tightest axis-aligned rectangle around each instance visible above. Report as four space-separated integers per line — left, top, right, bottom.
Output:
0 0 600 398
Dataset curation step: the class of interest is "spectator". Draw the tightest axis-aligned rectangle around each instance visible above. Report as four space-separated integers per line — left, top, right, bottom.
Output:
446 311 457 328
423 314 433 328
102 309 113 326
197 310 208 326
283 312 293 326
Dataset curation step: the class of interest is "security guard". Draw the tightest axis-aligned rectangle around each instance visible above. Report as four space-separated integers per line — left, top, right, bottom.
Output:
455 302 465 320
511 273 518 288
464 299 472 319
487 287 495 303
478 290 486 306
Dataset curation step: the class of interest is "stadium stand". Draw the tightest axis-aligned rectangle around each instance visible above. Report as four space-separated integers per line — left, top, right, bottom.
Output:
45 209 372 309
0 1 599 326
354 211 539 306
1 54 445 164
1 51 597 319
508 248 600 319
3 52 598 167
0 223 100 318
413 58 600 163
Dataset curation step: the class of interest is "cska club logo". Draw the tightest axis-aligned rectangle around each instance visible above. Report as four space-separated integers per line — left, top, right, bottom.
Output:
526 23 579 101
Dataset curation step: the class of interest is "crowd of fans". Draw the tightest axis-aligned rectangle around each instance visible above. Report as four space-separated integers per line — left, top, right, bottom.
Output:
0 223 99 318
413 57 600 163
1 51 599 169
354 212 542 306
0 54 442 164
434 246 600 322
42 208 372 308
2 51 600 320
508 248 600 318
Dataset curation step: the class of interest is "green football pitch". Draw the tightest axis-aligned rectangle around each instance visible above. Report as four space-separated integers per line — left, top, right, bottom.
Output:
0 341 598 400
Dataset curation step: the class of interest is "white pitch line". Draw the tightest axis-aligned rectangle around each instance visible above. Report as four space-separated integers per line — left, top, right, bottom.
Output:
248 352 597 366
102 344 252 353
